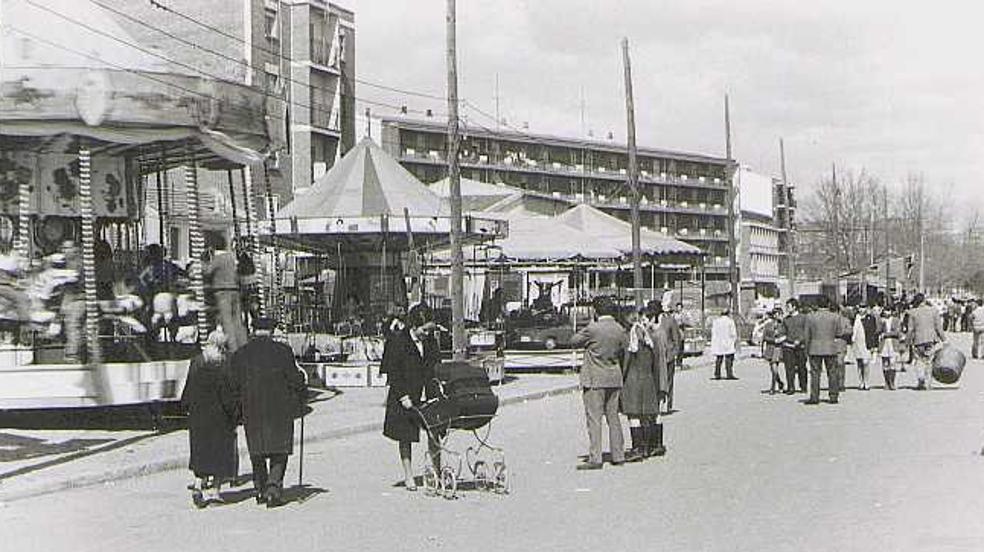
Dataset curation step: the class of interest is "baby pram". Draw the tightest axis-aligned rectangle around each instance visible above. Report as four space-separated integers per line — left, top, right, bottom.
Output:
414 361 507 498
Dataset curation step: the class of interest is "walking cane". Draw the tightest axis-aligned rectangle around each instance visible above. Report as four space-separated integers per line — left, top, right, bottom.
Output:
298 367 308 488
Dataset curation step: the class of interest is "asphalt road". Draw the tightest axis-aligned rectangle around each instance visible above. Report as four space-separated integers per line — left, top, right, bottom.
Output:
4 334 984 552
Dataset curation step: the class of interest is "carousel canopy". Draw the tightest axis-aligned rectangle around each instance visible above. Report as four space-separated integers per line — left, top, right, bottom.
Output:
0 0 272 168
429 177 522 212
278 138 446 220
265 139 506 253
489 211 621 262
554 204 703 257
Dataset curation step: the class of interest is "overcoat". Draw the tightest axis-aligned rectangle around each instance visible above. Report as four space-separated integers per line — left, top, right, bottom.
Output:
381 328 440 443
761 318 785 362
181 355 239 479
620 322 663 417
230 336 306 456
804 310 852 357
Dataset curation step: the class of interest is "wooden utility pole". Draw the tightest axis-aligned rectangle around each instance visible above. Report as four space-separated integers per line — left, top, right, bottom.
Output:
832 163 841 274
780 138 795 299
622 38 643 308
884 186 891 303
725 94 739 315
446 0 466 360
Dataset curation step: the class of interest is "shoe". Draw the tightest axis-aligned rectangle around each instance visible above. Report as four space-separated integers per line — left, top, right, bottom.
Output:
726 375 739 380
576 462 603 471
783 390 796 395
804 399 820 405
829 397 839 404
191 489 206 509
711 376 722 380
255 490 268 505
265 488 283 508
610 460 625 466
650 424 667 456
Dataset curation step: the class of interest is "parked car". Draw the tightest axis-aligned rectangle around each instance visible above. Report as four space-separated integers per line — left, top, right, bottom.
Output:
504 303 594 350
681 326 706 357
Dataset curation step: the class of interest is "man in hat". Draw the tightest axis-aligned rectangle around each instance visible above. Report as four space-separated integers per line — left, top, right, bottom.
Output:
230 317 306 507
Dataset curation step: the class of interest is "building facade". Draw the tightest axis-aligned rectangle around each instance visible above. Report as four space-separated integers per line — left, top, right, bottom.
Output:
105 0 356 209
736 165 796 307
381 117 735 279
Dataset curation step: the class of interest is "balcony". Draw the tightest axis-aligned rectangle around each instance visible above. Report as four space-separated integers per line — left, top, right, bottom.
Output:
310 104 340 133
310 41 340 73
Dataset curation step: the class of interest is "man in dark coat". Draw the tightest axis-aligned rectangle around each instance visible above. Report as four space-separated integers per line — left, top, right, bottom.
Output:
230 317 306 507
781 299 809 394
659 301 683 412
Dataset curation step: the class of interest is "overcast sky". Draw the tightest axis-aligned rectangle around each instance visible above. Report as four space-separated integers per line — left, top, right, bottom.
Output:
348 0 983 212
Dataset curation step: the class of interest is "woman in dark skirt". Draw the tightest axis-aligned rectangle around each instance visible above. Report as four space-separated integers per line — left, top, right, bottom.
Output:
381 303 441 490
181 328 238 508
621 307 665 460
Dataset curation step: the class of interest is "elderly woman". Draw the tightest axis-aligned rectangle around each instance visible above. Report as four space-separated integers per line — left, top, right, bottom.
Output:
181 328 238 508
381 303 441 490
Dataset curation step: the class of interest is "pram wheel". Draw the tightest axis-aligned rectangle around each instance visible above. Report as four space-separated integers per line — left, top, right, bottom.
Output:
440 466 458 499
473 461 489 491
492 461 509 494
422 465 439 496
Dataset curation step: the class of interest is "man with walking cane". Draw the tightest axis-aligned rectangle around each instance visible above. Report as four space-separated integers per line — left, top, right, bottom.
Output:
231 317 307 508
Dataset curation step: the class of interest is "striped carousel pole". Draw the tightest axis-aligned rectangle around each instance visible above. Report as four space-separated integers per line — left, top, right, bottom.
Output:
15 154 31 258
78 146 101 363
262 164 281 321
183 156 209 345
242 166 266 315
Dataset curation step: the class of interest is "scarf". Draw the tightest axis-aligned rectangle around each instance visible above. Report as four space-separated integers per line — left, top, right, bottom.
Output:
627 320 654 353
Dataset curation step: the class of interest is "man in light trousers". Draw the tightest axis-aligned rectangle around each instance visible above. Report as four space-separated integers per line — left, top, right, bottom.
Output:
571 297 628 470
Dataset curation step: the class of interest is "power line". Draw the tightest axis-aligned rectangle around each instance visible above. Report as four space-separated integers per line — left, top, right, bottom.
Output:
90 0 441 116
145 0 447 101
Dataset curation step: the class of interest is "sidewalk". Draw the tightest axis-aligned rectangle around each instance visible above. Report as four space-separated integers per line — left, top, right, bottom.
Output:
0 373 582 504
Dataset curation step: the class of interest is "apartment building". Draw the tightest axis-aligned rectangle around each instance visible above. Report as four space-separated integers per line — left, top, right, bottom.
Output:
381 117 735 279
737 165 796 305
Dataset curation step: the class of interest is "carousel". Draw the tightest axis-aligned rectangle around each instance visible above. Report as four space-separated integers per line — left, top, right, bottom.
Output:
0 0 274 414
261 138 507 387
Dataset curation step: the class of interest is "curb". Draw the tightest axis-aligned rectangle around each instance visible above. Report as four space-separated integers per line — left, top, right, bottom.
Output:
0 382 581 504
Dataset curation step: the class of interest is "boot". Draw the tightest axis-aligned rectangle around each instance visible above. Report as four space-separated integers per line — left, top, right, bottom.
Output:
626 427 645 462
649 423 667 457
886 369 896 390
776 373 785 392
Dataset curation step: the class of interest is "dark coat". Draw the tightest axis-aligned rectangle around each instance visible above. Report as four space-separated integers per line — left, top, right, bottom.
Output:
861 314 881 350
381 328 439 443
181 355 239 479
570 316 628 388
230 336 306 456
620 323 662 417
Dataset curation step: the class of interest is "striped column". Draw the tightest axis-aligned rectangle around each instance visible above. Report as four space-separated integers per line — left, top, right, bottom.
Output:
78 147 101 364
262 165 281 321
242 166 266 315
183 162 209 345
15 154 31 258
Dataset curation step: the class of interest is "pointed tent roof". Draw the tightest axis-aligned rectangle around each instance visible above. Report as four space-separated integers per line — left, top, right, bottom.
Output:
554 204 702 256
488 211 619 261
429 177 523 213
277 138 446 219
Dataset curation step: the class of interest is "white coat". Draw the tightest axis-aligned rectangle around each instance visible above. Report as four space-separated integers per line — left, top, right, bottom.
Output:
709 315 738 356
850 316 871 361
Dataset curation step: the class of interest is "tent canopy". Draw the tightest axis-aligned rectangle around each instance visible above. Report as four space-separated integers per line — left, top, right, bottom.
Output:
278 138 446 220
554 204 702 256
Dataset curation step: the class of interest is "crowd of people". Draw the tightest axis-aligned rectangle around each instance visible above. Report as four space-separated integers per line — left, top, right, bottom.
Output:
712 292 969 405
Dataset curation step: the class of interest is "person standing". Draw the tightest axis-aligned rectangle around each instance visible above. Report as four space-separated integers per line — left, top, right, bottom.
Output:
204 234 248 353
230 317 306 508
850 308 872 391
380 303 441 490
906 293 946 390
571 297 628 470
181 328 238 508
761 309 786 394
620 308 663 460
804 296 851 405
970 300 984 359
658 301 683 411
782 300 809 394
710 309 738 380
879 308 901 390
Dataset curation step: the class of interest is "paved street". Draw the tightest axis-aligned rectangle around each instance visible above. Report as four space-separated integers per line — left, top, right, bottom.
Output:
3 334 984 551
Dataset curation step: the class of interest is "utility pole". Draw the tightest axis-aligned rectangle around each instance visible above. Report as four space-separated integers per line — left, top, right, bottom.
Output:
622 38 643 308
780 138 795 300
446 0 465 360
918 184 925 292
831 163 841 275
725 94 739 315
884 186 890 304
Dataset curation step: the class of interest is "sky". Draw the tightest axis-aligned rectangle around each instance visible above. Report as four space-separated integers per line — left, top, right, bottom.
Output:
347 0 984 213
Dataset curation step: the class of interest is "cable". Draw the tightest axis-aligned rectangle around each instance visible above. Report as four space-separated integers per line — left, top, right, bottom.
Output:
146 0 447 101
90 0 442 116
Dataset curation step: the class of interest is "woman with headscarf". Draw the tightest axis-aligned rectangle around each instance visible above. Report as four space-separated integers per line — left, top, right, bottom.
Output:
620 307 663 460
381 303 441 490
181 327 238 508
